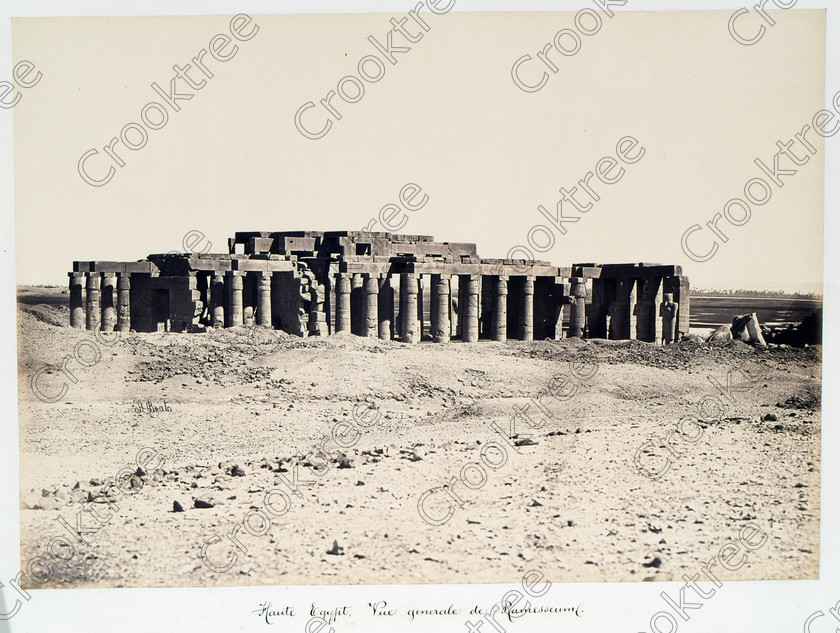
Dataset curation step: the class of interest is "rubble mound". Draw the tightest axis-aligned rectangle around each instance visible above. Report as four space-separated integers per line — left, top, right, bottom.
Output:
18 304 69 328
763 310 822 347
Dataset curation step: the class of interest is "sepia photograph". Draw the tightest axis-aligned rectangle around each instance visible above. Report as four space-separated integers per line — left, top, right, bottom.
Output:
1 3 836 632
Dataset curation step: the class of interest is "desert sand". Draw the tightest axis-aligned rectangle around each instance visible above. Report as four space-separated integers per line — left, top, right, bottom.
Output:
15 294 821 589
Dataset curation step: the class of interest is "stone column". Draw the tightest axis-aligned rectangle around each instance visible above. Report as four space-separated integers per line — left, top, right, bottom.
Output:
116 274 131 332
628 279 638 339
85 273 100 331
461 274 480 342
100 275 117 331
521 278 534 341
417 274 426 340
335 273 351 333
325 270 335 335
242 273 255 327
587 279 608 339
450 278 459 339
378 275 393 340
677 276 690 339
653 277 664 344
431 274 451 343
537 279 549 339
258 272 272 327
400 273 419 344
608 279 630 339
362 274 379 338
660 293 678 345
569 277 587 338
457 275 467 338
633 279 651 342
351 273 364 335
554 281 570 340
480 275 492 338
226 272 243 327
210 274 225 327
491 276 508 342
308 279 327 337
69 273 85 329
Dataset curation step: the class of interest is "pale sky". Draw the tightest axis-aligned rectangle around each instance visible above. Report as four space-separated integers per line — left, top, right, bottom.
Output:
12 10 826 293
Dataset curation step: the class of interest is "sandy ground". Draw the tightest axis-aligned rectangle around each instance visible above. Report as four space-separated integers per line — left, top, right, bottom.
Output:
15 297 821 589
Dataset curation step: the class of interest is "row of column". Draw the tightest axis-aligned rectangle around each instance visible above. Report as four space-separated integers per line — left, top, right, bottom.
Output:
70 272 131 332
70 270 273 332
202 271 275 329
589 276 679 344
332 272 546 344
70 269 679 343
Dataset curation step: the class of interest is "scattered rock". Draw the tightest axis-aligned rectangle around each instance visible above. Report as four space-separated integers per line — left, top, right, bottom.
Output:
707 325 733 343
173 501 184 512
643 556 663 568
514 437 538 447
777 395 815 410
731 313 767 346
762 413 778 422
194 499 214 509
326 540 345 556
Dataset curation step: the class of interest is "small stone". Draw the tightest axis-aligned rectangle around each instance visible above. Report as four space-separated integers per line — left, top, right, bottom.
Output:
326 540 345 556
514 437 537 447
762 413 778 422
173 501 184 512
194 499 214 509
643 556 663 568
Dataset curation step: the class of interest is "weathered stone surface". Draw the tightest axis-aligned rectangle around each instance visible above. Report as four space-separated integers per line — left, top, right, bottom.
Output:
732 312 767 346
70 231 689 343
708 325 733 343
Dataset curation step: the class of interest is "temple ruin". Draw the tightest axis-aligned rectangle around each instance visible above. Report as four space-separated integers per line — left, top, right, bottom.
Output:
69 230 689 343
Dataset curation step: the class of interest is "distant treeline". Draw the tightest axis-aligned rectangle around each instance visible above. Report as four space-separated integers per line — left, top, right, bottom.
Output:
692 288 822 299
